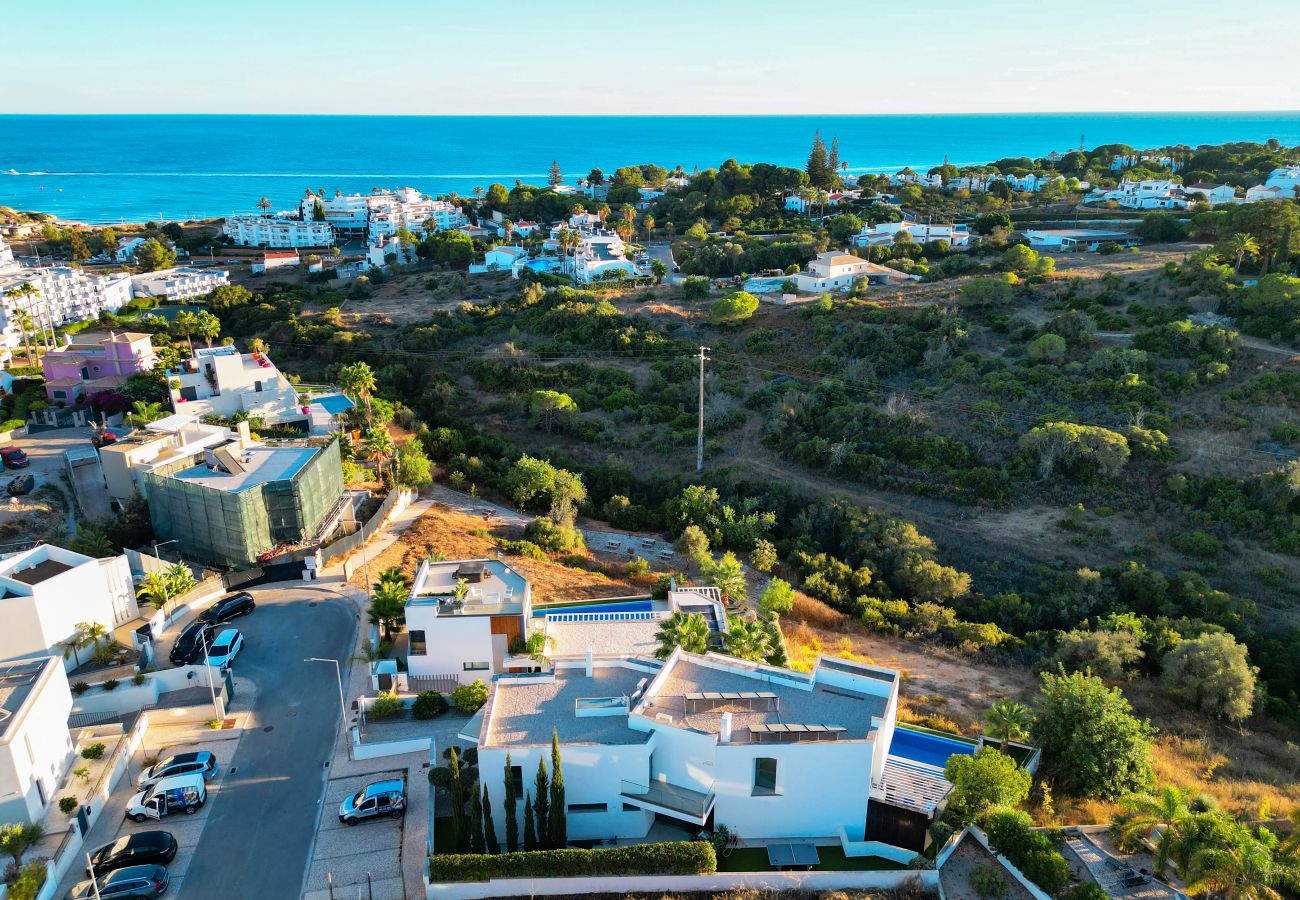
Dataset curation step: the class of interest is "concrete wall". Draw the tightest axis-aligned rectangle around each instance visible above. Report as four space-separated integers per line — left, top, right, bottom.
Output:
407 612 494 681
426 868 935 900
70 665 224 719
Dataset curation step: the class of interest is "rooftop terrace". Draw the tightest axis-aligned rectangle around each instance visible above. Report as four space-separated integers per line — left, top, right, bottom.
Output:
0 659 52 741
407 558 528 617
484 663 653 748
167 445 317 493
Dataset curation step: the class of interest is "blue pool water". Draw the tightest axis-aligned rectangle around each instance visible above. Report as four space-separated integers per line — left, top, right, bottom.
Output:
888 727 977 769
534 600 653 617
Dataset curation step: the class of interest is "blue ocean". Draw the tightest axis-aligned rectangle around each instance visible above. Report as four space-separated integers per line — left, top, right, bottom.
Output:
1 113 1298 224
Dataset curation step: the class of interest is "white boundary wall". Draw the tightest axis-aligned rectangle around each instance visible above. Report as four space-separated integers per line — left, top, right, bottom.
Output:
427 869 935 899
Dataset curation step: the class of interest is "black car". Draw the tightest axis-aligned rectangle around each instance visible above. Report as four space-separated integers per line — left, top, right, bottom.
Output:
69 864 170 898
86 831 178 878
199 592 255 624
168 620 216 665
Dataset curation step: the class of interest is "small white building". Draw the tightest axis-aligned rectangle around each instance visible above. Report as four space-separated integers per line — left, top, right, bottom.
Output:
475 245 527 273
1181 183 1237 206
1024 229 1138 252
0 545 139 672
1245 168 1299 202
1086 179 1188 210
0 657 76 825
131 267 230 301
169 345 306 427
403 559 532 683
793 251 916 293
250 250 302 273
224 216 334 248
367 236 416 270
114 236 148 262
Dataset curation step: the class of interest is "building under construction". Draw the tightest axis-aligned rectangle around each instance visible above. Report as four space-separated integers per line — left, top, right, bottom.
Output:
142 436 343 569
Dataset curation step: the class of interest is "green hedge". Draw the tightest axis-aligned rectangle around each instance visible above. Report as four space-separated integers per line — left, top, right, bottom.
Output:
429 841 716 882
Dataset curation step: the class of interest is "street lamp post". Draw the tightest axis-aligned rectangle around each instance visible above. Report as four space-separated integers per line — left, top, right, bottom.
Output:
200 628 224 721
150 539 183 615
306 657 348 727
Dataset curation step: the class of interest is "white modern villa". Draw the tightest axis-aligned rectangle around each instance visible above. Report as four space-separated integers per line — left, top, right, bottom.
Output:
168 345 307 427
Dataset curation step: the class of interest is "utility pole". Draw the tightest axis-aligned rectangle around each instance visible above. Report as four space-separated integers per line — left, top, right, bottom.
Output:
696 345 709 472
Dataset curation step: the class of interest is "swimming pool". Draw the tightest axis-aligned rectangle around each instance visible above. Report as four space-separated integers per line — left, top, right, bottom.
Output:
533 599 654 617
888 726 977 769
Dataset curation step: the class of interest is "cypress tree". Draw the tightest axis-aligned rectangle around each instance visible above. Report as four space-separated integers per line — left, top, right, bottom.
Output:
533 756 550 849
548 160 563 188
448 747 467 852
482 785 500 855
806 131 830 190
523 792 537 851
548 729 567 848
503 753 519 853
468 785 485 854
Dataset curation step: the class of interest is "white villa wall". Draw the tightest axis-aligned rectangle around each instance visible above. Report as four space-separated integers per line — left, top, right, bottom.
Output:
0 662 75 825
478 741 654 843
406 610 495 680
712 739 873 839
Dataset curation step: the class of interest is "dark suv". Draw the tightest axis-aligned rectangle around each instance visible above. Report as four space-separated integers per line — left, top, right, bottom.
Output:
86 831 178 877
137 751 219 789
169 620 216 665
200 592 255 623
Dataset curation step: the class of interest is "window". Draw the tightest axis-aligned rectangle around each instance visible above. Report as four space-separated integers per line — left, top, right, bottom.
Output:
622 803 641 813
408 630 426 655
509 766 523 795
463 661 489 671
753 757 778 795
568 802 607 814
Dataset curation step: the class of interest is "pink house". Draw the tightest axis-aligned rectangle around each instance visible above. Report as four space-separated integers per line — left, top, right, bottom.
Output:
43 331 158 404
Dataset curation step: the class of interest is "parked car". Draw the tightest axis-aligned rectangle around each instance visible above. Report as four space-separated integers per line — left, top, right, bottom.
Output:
338 779 405 826
137 751 218 789
199 591 255 623
126 773 207 822
86 831 178 877
169 620 217 666
0 447 29 469
204 628 243 668
69 864 170 899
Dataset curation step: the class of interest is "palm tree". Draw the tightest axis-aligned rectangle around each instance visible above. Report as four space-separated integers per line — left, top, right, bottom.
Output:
127 400 165 428
364 425 394 479
377 566 410 592
338 361 377 424
1117 786 1191 876
722 617 772 662
60 622 91 668
522 629 555 662
257 196 272 216
70 527 113 557
1187 837 1291 900
654 611 710 658
135 571 173 608
983 699 1031 752
1226 233 1260 276
368 583 407 641
3 283 40 365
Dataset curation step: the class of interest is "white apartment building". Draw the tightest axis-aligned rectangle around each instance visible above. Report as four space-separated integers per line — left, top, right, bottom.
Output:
0 237 134 356
793 251 915 293
472 649 941 858
0 545 139 672
131 266 230 301
403 559 532 683
0 657 76 825
169 345 306 427
853 221 971 249
223 215 335 248
299 188 466 239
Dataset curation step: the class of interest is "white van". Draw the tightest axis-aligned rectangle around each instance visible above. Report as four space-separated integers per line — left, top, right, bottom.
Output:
126 772 207 822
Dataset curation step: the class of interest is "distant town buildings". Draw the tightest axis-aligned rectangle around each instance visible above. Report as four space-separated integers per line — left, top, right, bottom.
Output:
298 188 466 240
1245 166 1300 202
224 216 334 248
131 266 230 300
853 221 970 249
1085 179 1189 210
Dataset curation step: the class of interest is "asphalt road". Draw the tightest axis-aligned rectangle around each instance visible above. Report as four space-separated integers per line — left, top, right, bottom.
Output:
643 241 683 283
181 583 358 900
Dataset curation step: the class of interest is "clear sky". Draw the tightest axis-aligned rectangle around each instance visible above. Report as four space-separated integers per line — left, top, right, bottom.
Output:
8 0 1299 115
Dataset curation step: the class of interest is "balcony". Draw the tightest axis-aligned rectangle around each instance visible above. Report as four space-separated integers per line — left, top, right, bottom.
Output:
620 778 715 824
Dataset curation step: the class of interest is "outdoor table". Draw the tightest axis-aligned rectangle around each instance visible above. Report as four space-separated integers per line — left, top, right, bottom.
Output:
766 843 820 870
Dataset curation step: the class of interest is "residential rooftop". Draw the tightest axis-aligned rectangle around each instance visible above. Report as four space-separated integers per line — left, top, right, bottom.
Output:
0 659 54 741
407 558 528 617
0 544 94 594
167 445 318 493
483 662 655 748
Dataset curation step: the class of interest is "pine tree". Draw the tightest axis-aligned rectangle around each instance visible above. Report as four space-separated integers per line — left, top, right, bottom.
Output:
482 785 500 854
448 746 467 852
503 753 519 853
828 136 840 176
468 785 485 854
523 792 537 851
806 131 830 190
548 729 567 848
533 756 550 849
548 160 563 188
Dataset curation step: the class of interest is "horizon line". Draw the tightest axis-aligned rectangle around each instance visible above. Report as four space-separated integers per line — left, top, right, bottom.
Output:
3 109 1300 119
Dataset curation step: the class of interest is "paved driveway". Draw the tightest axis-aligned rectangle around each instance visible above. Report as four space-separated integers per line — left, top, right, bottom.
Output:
307 771 407 899
181 582 358 900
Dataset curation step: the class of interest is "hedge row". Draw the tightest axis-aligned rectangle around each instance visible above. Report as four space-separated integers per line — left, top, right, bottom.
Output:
428 841 716 882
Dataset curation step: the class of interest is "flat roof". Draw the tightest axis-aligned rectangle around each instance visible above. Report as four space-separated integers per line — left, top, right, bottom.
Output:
545 618 663 658
1027 229 1131 238
7 558 73 586
0 659 52 740
640 655 888 741
485 665 651 748
167 446 317 493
